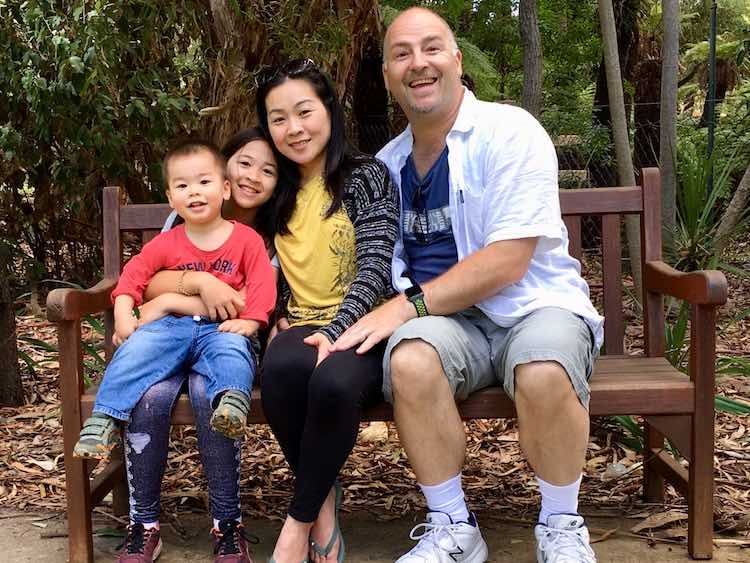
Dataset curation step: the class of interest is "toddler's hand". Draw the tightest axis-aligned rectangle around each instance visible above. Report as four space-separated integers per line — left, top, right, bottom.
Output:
218 319 259 337
113 314 138 347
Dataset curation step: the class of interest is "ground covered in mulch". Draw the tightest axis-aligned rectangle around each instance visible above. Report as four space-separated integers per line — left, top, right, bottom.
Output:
2 239 749 549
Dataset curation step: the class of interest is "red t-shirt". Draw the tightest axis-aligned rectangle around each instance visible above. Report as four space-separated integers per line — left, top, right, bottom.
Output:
112 222 276 325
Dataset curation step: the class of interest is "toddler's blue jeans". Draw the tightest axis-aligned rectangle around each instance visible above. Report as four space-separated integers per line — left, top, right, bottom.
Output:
93 315 255 421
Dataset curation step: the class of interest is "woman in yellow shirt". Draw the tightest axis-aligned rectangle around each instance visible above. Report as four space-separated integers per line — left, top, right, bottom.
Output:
256 60 399 562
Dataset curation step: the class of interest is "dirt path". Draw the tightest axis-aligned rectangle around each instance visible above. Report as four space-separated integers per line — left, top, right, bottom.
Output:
2 509 747 562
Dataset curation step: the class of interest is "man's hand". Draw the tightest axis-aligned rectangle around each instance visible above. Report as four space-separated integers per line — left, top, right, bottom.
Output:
196 274 246 321
113 314 138 347
268 316 290 344
218 318 259 337
303 332 333 366
332 295 416 355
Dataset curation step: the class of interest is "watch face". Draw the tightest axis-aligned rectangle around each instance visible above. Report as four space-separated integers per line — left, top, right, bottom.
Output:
405 284 422 299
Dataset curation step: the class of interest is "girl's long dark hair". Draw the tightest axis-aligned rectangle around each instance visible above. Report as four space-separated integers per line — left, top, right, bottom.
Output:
221 127 277 240
256 59 356 236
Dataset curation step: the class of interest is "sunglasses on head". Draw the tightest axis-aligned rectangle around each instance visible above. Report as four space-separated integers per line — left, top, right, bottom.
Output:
255 58 317 89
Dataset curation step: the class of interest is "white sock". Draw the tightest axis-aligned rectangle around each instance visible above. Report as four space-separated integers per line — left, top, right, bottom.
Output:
537 474 582 524
141 521 159 530
213 516 242 530
419 474 470 523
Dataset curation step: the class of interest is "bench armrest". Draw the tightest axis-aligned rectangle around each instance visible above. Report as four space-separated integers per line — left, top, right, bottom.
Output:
644 261 728 306
46 278 117 322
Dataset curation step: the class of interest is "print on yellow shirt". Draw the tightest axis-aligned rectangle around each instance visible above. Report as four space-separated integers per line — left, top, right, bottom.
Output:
275 177 356 327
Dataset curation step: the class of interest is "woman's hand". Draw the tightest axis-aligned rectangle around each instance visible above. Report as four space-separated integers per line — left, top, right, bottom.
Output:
138 295 170 326
194 273 246 321
303 332 333 366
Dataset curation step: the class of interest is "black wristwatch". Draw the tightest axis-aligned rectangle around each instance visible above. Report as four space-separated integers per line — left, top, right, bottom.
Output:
405 282 429 317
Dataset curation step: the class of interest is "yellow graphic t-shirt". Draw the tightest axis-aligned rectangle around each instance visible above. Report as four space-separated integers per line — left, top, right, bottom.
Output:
275 176 356 327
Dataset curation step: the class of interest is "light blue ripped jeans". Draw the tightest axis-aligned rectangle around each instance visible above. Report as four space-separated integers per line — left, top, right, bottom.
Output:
124 372 242 523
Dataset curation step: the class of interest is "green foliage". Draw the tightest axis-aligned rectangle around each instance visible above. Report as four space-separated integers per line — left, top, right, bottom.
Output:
456 37 501 101
0 1 211 288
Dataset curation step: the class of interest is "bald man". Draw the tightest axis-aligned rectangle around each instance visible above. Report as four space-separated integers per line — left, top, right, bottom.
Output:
333 7 602 563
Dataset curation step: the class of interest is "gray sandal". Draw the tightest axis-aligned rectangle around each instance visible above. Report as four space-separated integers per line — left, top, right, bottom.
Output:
309 481 345 562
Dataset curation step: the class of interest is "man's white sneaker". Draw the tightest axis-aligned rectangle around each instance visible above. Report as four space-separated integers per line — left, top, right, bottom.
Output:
535 514 597 563
396 511 488 563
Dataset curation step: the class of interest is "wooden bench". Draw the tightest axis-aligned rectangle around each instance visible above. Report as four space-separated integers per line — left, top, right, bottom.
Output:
47 168 728 562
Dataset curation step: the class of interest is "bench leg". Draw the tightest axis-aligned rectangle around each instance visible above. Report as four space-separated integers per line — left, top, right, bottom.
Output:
64 456 94 563
688 304 716 559
111 446 130 516
688 412 714 559
642 421 665 502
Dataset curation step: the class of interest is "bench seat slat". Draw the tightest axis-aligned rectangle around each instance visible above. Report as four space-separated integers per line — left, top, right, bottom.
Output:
78 357 693 424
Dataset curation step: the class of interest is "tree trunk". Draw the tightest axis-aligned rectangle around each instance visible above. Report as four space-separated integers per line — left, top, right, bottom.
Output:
519 0 543 117
714 163 750 257
659 0 679 254
353 36 390 155
200 0 381 144
0 245 22 406
634 58 661 171
598 0 643 296
591 0 640 188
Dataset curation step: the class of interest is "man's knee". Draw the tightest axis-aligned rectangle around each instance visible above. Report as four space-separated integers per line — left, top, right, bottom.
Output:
389 339 446 401
514 361 576 407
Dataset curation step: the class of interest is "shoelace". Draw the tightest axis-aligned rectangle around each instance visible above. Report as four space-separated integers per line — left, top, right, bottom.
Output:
213 520 259 555
118 523 147 555
540 527 595 562
408 520 462 556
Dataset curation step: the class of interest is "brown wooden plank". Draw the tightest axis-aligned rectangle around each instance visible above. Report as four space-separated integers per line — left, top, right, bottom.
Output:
46 279 116 322
688 304 716 559
649 448 689 498
58 320 94 563
601 214 624 354
640 168 665 357
590 357 676 372
119 204 173 230
560 186 643 216
643 423 666 502
103 187 122 279
80 361 694 424
645 415 692 460
90 457 125 507
563 216 582 262
103 187 121 363
644 261 728 305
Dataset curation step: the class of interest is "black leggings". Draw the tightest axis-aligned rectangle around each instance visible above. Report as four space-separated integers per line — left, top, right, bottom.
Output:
261 325 384 522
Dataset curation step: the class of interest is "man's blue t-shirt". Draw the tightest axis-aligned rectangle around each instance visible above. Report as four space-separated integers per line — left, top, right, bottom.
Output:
400 147 459 284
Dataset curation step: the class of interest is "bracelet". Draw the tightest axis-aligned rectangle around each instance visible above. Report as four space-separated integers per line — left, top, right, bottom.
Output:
177 270 195 296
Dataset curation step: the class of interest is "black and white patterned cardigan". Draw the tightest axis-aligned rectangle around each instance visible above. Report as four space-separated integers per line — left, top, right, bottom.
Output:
278 155 400 342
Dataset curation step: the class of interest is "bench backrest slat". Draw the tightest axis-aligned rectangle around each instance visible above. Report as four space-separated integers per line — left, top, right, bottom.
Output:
563 216 582 262
102 168 664 358
601 214 624 354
